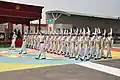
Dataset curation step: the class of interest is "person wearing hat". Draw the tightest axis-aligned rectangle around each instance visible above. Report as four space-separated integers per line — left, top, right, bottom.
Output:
29 33 33 48
50 30 56 54
56 31 62 54
36 33 41 50
58 30 66 55
57 30 64 55
74 28 79 59
32 33 35 49
95 28 102 60
80 28 86 61
36 33 40 50
9 31 17 50
48 32 54 53
87 28 97 60
81 27 91 61
26 33 30 48
57 32 62 54
106 28 113 58
35 31 46 59
62 29 68 55
65 29 71 57
32 33 37 49
69 28 77 58
30 33 34 49
27 33 30 48
51 31 55 53
44 31 50 52
99 29 106 59
48 31 54 53
75 28 84 60
53 30 58 54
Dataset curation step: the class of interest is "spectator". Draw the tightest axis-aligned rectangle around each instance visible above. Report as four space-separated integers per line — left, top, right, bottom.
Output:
14 29 17 34
9 31 13 39
17 29 21 39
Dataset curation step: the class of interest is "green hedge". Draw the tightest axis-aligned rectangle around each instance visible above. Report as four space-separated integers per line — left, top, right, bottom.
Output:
0 44 10 48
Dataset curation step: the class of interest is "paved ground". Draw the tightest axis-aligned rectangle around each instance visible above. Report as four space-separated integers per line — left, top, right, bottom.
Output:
96 59 120 69
0 48 120 80
0 64 120 80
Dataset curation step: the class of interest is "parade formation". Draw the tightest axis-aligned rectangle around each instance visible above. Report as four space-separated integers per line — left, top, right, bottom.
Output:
10 27 113 61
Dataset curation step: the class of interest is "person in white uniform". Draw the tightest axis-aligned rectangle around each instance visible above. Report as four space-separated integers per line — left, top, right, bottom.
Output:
106 28 113 59
80 28 91 61
88 28 97 60
75 28 84 60
9 32 17 50
94 28 102 60
35 32 46 59
65 30 71 57
19 32 28 54
98 29 106 59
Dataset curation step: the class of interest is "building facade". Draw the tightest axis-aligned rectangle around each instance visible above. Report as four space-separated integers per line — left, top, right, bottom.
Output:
46 10 120 33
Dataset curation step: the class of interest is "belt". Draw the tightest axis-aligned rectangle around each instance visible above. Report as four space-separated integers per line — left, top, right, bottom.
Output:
40 42 44 43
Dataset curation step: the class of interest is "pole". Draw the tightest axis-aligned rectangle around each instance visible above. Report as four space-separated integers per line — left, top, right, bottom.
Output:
22 24 24 35
35 23 37 33
38 19 41 32
28 21 30 33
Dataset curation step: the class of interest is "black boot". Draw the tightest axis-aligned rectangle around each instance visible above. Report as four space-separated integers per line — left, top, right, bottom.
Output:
35 57 40 59
80 58 84 61
108 57 112 59
75 58 79 60
19 50 23 54
104 57 107 59
19 52 22 54
35 54 41 60
41 58 46 60
23 52 27 54
95 58 98 60
75 54 80 60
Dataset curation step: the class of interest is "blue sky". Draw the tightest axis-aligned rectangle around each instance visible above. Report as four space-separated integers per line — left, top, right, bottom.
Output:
2 0 120 23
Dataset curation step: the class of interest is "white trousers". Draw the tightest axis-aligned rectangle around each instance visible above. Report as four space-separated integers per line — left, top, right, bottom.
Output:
106 45 112 58
81 46 90 59
88 46 96 59
20 42 27 53
38 43 46 58
70 42 75 57
10 39 16 49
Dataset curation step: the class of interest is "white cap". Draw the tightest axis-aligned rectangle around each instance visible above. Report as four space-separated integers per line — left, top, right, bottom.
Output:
76 28 79 34
64 29 66 34
70 28 73 36
70 28 72 34
98 28 101 34
92 28 97 35
82 28 86 36
66 29 69 35
87 27 90 35
103 29 106 36
79 28 82 35
108 28 112 35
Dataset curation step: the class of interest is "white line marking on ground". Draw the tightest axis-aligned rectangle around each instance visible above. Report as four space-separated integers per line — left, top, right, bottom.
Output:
75 62 120 77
